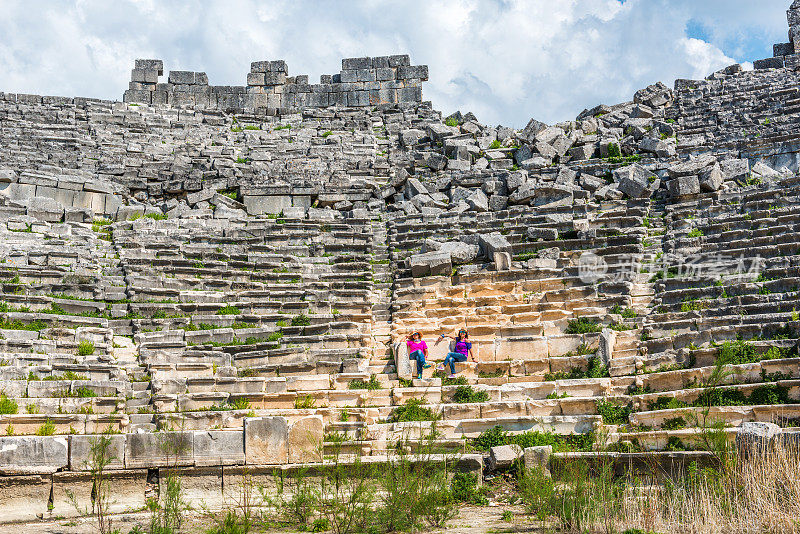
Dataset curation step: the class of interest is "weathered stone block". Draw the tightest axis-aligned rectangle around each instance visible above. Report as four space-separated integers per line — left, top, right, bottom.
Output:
720 158 750 182
524 445 552 476
667 155 716 178
68 434 126 471
397 65 429 80
131 68 158 84
342 57 371 70
168 70 196 84
245 417 288 465
242 195 292 215
667 175 700 197
736 422 781 456
247 72 266 86
488 444 523 470
288 415 323 463
0 474 51 521
123 89 152 104
754 57 784 70
124 432 193 468
0 436 69 474
699 162 723 192
410 251 452 277
263 72 287 86
135 59 163 74
616 164 653 199
193 430 245 466
389 54 410 67
478 232 512 258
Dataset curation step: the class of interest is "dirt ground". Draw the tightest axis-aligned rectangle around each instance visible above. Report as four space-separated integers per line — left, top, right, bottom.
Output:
0 505 539 534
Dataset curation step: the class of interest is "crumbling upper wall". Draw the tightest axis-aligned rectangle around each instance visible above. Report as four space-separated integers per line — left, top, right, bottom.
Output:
123 55 428 113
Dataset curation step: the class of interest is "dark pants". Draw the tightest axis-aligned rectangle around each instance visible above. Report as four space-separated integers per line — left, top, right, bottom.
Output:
409 349 427 377
444 352 467 374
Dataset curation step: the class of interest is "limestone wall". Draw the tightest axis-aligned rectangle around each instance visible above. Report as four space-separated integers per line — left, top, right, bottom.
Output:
123 55 428 113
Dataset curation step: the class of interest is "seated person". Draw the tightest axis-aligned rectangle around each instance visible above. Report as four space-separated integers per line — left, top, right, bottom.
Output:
436 329 475 378
406 331 432 380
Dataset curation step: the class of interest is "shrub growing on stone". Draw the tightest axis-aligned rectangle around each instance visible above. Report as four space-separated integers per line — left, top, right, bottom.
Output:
36 418 56 436
566 318 602 334
348 375 382 390
452 385 489 403
77 340 95 356
291 314 311 326
386 398 440 423
596 399 632 425
0 394 18 415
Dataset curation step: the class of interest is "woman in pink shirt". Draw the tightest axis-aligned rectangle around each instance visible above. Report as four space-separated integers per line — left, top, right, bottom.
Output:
406 331 432 380
437 329 475 378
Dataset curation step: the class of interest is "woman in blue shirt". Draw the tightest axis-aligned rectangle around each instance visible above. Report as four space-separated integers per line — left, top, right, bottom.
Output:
436 329 475 378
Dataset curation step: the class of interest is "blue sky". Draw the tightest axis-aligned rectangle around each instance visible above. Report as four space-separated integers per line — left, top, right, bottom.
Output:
0 0 791 127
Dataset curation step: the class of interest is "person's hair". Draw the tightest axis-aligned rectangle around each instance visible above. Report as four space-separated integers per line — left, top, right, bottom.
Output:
457 329 468 340
411 331 421 340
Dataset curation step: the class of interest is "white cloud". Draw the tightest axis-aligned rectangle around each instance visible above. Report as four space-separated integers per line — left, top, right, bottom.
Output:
0 0 789 127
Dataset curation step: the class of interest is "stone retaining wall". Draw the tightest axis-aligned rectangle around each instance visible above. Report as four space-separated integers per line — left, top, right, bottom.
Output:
0 415 323 475
123 55 428 113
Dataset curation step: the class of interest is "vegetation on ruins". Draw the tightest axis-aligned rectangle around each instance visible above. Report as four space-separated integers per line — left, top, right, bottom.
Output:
78 339 96 356
0 394 18 415
545 355 609 381
201 432 466 534
66 429 118 534
290 313 311 326
473 425 595 453
714 339 792 365
514 437 800 533
565 317 603 334
36 418 56 435
386 398 440 423
347 375 382 390
149 430 191 534
452 384 490 403
596 399 633 425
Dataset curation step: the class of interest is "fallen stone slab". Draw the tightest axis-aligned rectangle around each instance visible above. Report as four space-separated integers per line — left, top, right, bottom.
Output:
667 155 716 179
699 162 723 192
488 444 523 470
720 158 750 182
410 251 452 277
668 175 701 197
615 164 653 199
478 232 512 259
427 240 479 264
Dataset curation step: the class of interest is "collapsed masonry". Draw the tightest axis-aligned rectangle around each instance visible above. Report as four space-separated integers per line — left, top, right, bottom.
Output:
4 2 800 524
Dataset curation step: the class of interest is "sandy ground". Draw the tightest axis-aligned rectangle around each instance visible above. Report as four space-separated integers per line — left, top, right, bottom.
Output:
0 505 540 534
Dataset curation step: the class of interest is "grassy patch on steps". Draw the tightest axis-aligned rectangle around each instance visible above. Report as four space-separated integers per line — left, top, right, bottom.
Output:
544 355 609 381
566 318 602 334
473 425 594 453
714 340 793 366
386 398 440 423
647 383 791 411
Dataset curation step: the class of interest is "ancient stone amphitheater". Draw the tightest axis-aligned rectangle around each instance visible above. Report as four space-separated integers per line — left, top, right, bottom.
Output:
4 2 800 526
